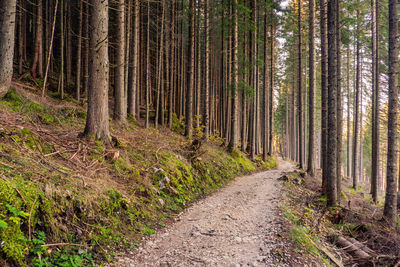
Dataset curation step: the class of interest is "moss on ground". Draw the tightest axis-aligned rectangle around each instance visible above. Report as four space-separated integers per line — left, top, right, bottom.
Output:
0 89 279 266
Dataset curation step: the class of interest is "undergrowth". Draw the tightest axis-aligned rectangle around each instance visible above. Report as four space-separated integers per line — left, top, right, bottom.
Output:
0 89 278 266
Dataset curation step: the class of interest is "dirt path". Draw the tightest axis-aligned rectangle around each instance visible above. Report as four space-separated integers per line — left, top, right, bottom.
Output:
112 160 299 266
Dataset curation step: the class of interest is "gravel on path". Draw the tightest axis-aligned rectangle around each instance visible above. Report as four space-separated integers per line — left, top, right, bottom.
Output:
110 160 306 266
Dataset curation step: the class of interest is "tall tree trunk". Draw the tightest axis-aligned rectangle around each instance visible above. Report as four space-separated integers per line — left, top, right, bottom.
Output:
336 0 342 201
352 10 361 190
371 0 380 203
307 0 315 176
346 44 351 179
229 0 239 150
75 0 83 101
155 0 165 129
114 0 127 123
83 0 110 142
31 0 43 79
60 0 64 99
269 17 274 155
42 0 58 96
18 0 23 75
203 0 210 138
0 0 17 97
298 0 303 169
320 0 328 192
66 1 71 86
383 0 398 227
145 0 150 128
83 1 89 98
185 0 195 138
128 0 139 119
262 1 269 161
327 0 338 207
168 1 175 129
250 0 257 160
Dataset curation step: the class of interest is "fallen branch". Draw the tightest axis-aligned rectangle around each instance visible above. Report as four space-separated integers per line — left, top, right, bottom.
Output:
335 236 372 261
11 81 37 91
28 195 38 241
41 243 83 248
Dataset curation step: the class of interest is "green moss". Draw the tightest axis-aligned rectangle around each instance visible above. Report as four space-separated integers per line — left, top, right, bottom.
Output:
112 158 135 175
264 155 278 169
1 89 59 125
0 174 52 265
171 113 185 134
11 127 55 154
230 149 256 172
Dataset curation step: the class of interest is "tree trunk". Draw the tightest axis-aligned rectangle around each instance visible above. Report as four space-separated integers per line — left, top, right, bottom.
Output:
269 18 274 155
18 0 23 75
250 0 257 160
185 0 195 138
320 0 328 192
114 0 126 123
203 0 210 138
145 0 150 128
336 0 342 201
83 0 110 142
327 0 337 207
229 0 239 150
31 0 43 79
371 0 380 203
75 0 83 101
383 0 398 227
307 0 315 176
60 0 64 99
83 1 89 98
155 0 165 129
0 0 17 97
128 0 139 119
298 0 303 169
262 1 269 161
352 10 361 190
346 44 351 179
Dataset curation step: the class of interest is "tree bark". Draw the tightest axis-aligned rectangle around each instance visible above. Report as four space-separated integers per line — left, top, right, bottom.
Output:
185 0 195 138
83 0 110 142
352 10 361 190
262 1 269 161
31 0 43 79
203 0 210 138
298 0 303 169
336 0 342 201
383 0 398 227
229 0 239 150
307 0 315 176
0 0 17 97
320 0 328 192
371 0 380 203
327 0 338 207
75 0 83 101
128 0 139 119
114 0 127 123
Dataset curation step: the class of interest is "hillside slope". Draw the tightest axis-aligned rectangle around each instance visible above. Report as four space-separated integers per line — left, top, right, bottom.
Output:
0 87 277 266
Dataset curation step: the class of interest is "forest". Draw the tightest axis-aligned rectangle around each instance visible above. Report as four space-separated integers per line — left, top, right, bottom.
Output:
0 0 399 265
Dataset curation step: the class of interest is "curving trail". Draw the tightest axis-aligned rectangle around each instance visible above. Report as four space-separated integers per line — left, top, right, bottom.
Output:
112 160 298 266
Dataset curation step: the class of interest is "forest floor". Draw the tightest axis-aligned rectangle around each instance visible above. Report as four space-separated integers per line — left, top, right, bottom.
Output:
110 160 322 267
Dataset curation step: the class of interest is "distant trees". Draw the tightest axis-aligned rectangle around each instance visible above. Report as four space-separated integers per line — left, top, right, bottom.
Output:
0 0 399 226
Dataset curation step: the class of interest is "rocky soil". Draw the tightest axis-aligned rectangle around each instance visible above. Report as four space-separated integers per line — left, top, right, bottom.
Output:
110 160 308 266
